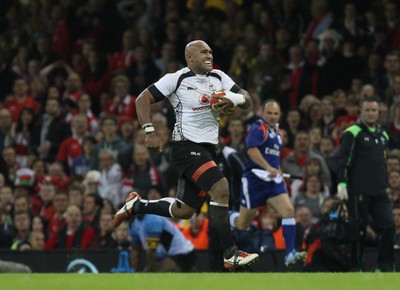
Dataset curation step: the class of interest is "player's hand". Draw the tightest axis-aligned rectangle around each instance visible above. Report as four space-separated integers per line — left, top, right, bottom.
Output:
145 133 162 152
337 183 348 201
211 93 234 112
267 167 281 178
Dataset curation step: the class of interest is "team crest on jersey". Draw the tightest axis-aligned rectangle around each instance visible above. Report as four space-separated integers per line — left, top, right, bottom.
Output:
199 94 210 105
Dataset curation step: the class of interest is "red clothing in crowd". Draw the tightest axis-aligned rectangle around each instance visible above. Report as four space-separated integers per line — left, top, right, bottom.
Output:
3 97 40 123
57 136 83 167
104 95 137 120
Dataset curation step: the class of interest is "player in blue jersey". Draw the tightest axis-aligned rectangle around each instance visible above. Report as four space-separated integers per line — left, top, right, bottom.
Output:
129 214 195 272
229 99 307 267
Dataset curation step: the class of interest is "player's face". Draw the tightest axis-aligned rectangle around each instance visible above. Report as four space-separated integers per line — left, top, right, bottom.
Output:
360 101 379 127
262 102 281 127
187 42 213 74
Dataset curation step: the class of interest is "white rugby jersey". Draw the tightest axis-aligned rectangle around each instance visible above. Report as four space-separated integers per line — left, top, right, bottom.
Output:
148 67 242 144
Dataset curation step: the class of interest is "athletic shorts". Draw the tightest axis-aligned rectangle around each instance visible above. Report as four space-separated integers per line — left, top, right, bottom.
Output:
171 250 196 272
240 171 288 209
170 141 224 209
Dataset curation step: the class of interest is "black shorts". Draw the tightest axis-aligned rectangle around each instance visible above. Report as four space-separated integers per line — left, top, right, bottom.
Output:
171 250 196 272
170 141 224 209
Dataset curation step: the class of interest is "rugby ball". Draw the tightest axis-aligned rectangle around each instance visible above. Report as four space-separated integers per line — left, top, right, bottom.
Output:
210 91 236 114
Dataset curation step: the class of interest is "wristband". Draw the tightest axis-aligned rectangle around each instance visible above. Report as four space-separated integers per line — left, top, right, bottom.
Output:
142 123 153 129
224 91 245 107
144 126 155 134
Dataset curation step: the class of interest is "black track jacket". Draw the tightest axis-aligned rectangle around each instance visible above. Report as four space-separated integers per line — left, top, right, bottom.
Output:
337 122 389 196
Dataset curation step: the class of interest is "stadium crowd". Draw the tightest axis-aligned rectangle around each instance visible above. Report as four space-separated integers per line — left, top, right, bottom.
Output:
0 0 400 272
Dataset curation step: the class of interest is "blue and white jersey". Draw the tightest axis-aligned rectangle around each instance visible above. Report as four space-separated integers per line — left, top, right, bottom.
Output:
244 119 283 172
129 214 194 259
148 67 241 144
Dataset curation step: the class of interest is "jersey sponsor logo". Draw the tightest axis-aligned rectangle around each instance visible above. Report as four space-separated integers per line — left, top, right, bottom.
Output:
187 86 197 90
192 105 211 111
199 94 210 105
264 144 280 156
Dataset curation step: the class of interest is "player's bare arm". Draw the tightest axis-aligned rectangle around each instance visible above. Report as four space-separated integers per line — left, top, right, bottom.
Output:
135 89 162 152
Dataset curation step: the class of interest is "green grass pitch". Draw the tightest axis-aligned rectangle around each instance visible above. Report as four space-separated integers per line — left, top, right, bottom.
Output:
1 273 399 290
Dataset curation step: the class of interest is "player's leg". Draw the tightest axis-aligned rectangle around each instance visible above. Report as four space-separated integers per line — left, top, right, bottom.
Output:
229 175 263 230
232 206 258 230
267 190 307 266
370 195 395 272
207 176 259 269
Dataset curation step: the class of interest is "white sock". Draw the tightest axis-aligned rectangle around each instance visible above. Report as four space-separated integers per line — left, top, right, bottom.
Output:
229 211 240 228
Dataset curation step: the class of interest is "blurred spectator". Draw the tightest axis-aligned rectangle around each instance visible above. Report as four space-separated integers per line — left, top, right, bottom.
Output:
126 144 163 198
281 109 304 149
66 93 99 135
0 207 14 248
44 205 96 250
91 212 117 249
295 205 315 248
374 52 399 98
280 44 317 110
113 220 131 251
303 0 333 46
224 117 246 162
0 185 13 215
104 74 137 120
11 211 31 250
282 131 331 188
28 230 45 251
387 101 400 150
154 42 184 74
38 182 56 223
320 95 336 136
182 211 209 250
385 74 400 108
67 185 84 208
32 98 71 162
0 108 14 155
83 170 101 195
70 135 96 178
293 174 325 223
13 194 30 215
107 28 136 76
46 161 70 191
57 114 87 168
290 157 330 202
82 193 103 232
91 115 125 170
47 191 68 235
394 206 400 249
97 149 125 208
308 126 322 153
388 169 400 207
30 34 60 68
3 78 40 124
62 72 84 113
118 116 135 144
247 41 283 101
387 155 400 174
2 146 19 184
13 107 36 167
126 46 161 96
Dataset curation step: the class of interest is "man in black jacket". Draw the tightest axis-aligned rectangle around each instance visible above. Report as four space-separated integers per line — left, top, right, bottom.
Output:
337 96 395 272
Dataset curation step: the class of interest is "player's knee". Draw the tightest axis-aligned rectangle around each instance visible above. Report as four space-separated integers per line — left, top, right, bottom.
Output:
235 219 250 231
171 205 194 219
282 205 294 218
209 178 229 202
